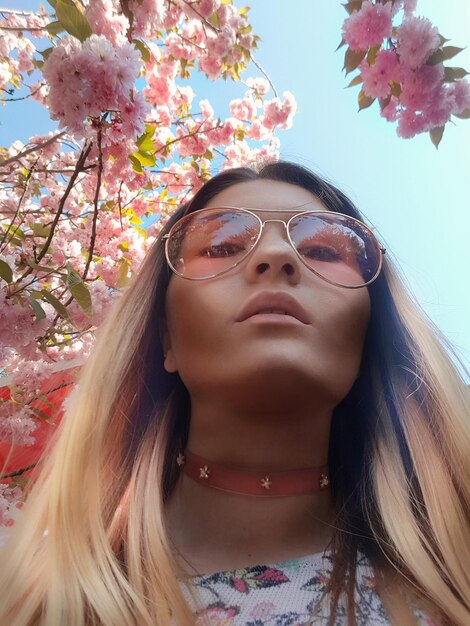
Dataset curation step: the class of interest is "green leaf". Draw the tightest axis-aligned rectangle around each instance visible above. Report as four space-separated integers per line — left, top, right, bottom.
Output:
379 94 392 110
40 289 71 321
454 107 470 119
26 260 63 274
56 0 92 42
133 39 151 63
129 154 144 173
28 295 47 322
29 406 54 423
31 223 51 238
239 6 250 16
428 46 466 65
0 259 13 283
343 47 367 74
9 226 25 241
116 258 130 289
429 125 445 149
367 44 380 65
443 67 469 82
133 150 156 167
129 214 143 225
442 46 466 60
358 89 375 111
136 129 155 152
389 81 401 97
210 12 220 28
346 74 363 88
342 1 364 15
39 47 54 60
45 20 65 35
65 266 92 316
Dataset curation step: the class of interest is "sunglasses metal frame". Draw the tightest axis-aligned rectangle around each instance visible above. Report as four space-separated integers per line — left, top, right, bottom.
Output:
162 206 386 288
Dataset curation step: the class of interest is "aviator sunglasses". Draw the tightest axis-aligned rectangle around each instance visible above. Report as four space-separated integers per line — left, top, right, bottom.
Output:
162 206 386 289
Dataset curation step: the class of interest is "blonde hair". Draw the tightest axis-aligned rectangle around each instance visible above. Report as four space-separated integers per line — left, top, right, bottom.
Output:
1 162 469 626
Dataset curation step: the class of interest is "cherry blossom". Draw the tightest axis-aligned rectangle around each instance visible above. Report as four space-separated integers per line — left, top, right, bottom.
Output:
360 50 400 99
341 0 469 144
397 16 440 70
342 1 393 51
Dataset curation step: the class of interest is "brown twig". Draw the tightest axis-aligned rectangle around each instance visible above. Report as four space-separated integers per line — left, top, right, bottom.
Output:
0 132 66 168
83 128 103 280
0 25 47 31
15 142 93 284
0 158 38 252
0 8 51 17
177 0 219 33
154 121 221 155
0 461 39 480
249 53 278 98
0 84 45 103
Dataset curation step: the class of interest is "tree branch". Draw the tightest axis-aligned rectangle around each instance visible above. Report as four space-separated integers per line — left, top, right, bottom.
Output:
249 53 278 98
0 461 39 480
0 8 51 17
0 159 38 251
0 84 45 103
83 127 103 280
15 142 93 284
0 132 66 168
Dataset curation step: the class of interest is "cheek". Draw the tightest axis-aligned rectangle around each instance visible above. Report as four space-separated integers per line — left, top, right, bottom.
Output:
164 280 221 361
331 291 370 356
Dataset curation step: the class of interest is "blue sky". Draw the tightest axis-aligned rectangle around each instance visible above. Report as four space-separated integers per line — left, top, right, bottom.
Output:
2 1 470 376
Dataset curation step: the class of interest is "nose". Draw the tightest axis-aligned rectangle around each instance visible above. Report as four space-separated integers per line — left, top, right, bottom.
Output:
244 219 302 282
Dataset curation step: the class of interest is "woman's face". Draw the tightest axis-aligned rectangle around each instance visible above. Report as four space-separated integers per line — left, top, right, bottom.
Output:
162 179 371 407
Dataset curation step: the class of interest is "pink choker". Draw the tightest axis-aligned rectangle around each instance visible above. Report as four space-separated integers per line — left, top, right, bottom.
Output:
176 449 330 497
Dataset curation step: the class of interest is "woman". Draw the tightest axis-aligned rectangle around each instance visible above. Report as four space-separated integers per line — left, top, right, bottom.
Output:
0 161 469 625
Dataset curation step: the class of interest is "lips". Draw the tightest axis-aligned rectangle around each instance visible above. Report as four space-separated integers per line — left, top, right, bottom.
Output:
236 291 311 325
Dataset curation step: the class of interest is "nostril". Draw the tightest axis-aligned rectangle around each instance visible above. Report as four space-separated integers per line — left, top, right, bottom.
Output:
256 262 296 275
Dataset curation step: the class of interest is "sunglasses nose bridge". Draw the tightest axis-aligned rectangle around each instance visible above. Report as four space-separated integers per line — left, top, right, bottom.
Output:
258 218 290 241
255 218 298 256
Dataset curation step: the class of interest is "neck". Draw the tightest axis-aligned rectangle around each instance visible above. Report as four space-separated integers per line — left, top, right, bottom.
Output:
164 399 335 575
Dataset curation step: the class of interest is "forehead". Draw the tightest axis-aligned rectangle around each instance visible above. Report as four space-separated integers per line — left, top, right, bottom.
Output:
204 179 328 218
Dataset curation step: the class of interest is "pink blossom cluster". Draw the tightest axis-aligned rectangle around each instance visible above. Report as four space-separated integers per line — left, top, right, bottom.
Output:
342 1 393 51
0 12 47 91
0 405 38 447
0 484 24 528
43 35 144 137
86 0 167 43
261 92 297 131
342 1 470 139
0 289 50 362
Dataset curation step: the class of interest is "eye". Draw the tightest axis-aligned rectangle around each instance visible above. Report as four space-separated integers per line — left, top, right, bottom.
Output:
300 246 342 261
201 243 245 257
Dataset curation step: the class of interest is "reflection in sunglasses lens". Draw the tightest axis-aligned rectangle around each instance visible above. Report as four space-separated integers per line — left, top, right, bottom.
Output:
167 209 380 286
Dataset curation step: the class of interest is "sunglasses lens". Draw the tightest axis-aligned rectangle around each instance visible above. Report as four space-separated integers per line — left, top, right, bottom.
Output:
289 213 381 287
166 208 260 279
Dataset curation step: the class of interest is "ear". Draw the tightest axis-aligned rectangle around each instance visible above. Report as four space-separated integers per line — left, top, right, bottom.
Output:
160 316 178 374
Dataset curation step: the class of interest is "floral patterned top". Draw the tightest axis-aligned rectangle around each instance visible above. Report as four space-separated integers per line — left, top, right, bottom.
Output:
178 551 433 626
